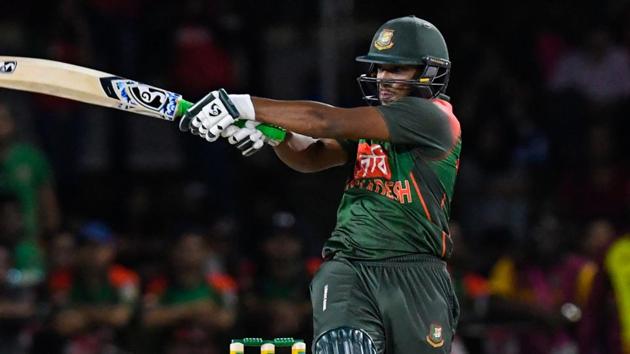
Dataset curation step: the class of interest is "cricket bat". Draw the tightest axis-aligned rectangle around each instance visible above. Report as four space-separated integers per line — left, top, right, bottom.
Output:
0 56 285 141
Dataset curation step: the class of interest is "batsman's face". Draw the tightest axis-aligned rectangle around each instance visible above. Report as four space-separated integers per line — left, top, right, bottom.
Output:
377 65 417 104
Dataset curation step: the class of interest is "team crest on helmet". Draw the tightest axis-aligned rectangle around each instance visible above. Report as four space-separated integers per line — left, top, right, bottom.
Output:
374 29 395 50
426 323 445 348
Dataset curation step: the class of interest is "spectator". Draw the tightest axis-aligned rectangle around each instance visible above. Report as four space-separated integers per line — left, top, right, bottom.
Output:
557 124 628 222
579 230 629 354
33 0 94 186
35 221 139 354
142 232 235 354
0 9 26 55
204 216 240 277
0 192 23 254
447 222 481 354
601 232 630 353
483 214 584 354
241 223 312 339
0 246 36 354
170 0 235 98
0 191 45 287
0 103 60 281
169 0 238 200
204 217 241 309
549 27 630 106
45 231 77 306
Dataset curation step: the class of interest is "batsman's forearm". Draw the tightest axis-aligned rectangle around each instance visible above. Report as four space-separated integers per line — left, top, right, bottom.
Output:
273 133 322 173
252 97 346 138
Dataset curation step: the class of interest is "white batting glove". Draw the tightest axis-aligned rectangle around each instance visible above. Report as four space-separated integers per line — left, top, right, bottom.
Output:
221 120 281 156
179 89 256 142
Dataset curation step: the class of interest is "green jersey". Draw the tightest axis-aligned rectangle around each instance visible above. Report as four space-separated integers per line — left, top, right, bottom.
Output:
323 96 461 260
160 281 222 305
0 143 53 239
0 143 53 278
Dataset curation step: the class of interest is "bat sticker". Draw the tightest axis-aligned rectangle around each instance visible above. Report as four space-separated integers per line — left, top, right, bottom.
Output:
100 76 181 121
0 61 17 74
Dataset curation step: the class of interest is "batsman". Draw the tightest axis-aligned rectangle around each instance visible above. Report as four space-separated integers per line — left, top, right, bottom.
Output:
181 16 461 354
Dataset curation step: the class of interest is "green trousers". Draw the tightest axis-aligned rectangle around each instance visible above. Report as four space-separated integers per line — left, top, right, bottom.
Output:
310 255 459 354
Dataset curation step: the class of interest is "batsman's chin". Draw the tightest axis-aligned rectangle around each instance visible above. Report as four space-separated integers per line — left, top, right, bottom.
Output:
379 95 398 105
379 94 393 103
379 89 404 104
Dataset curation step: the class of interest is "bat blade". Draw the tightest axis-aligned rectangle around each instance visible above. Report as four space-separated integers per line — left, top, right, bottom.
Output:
0 56 188 121
0 56 286 142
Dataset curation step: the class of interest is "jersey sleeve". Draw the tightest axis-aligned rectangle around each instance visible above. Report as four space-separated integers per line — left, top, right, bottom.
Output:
377 97 456 157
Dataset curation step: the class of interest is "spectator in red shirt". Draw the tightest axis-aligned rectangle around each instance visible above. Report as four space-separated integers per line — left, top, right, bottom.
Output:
33 221 139 354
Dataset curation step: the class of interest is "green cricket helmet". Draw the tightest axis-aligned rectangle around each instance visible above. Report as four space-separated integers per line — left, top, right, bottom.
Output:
356 16 451 103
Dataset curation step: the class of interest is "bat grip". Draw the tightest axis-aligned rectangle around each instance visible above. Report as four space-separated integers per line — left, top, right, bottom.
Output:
176 99 194 116
176 99 286 142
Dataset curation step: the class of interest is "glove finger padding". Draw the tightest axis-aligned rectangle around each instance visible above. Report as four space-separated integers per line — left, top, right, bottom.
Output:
206 114 235 139
221 125 240 138
229 128 255 145
204 130 220 142
215 115 236 132
235 129 262 148
235 136 256 150
198 124 208 136
190 116 204 135
237 131 265 156
242 139 265 156
179 91 218 132
244 120 260 129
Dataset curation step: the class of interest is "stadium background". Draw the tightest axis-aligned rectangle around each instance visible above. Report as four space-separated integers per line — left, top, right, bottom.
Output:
0 0 628 353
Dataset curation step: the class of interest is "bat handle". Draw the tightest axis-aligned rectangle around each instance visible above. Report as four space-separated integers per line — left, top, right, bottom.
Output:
176 99 195 131
176 99 286 143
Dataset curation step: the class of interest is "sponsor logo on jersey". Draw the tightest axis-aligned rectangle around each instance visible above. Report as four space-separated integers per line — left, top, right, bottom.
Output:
354 143 391 180
0 61 17 74
426 323 445 348
345 178 413 205
374 29 395 50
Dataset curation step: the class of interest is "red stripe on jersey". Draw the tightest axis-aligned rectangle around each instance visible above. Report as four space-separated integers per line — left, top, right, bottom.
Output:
432 98 461 144
441 231 447 258
409 172 432 222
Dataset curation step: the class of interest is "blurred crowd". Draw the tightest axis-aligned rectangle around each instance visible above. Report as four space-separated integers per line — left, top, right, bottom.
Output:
0 0 629 353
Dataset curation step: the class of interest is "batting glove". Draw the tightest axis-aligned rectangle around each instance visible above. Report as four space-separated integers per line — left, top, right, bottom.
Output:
222 120 282 156
179 89 248 142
